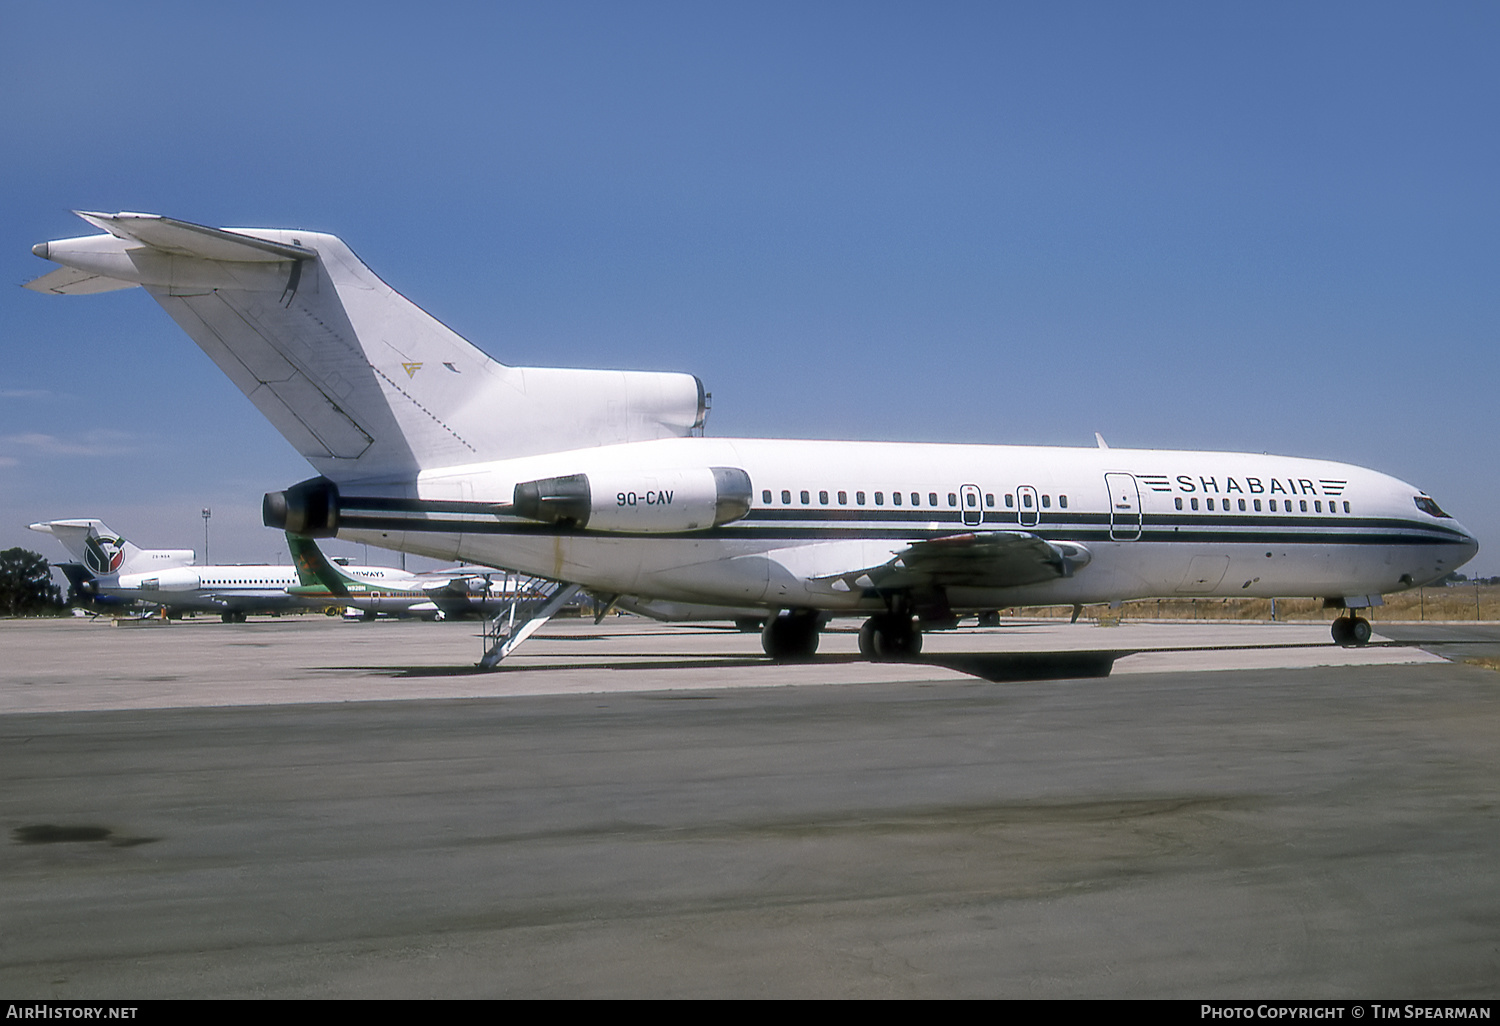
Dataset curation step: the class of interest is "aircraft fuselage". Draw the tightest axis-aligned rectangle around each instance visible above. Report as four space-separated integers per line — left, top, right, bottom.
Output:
325 437 1475 614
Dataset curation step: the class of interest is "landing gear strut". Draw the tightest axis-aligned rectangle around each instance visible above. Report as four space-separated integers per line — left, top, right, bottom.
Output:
858 613 923 659
1331 615 1372 646
761 611 821 660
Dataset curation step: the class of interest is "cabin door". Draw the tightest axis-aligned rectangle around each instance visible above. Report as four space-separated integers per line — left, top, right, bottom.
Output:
1105 472 1142 540
1016 485 1040 528
959 484 983 528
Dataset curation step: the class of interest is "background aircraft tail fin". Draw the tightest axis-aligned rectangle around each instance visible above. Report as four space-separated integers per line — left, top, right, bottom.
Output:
286 532 358 596
28 519 195 579
29 212 707 483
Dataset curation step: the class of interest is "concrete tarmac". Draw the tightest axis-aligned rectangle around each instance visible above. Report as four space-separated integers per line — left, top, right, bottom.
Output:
2 616 1498 998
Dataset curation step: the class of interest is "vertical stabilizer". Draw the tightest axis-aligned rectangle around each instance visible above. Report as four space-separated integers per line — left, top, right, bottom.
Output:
28 519 195 579
29 212 707 484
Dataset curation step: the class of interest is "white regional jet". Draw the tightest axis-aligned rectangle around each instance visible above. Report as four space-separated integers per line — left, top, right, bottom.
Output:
26 212 1478 656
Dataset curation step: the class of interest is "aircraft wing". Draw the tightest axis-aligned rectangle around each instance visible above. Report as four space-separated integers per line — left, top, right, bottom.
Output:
814 532 1091 592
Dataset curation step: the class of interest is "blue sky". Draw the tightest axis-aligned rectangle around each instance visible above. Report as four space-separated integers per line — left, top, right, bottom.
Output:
2 1 1496 574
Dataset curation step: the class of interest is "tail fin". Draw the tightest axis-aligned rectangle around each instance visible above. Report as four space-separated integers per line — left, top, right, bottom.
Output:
29 212 707 484
286 532 358 597
28 519 195 578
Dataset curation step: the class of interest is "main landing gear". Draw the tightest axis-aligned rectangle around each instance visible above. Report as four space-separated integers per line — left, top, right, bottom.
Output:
1331 615 1372 646
858 613 923 659
759 601 930 662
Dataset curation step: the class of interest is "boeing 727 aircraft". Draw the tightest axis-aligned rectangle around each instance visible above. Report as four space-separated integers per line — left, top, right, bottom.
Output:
29 518 195 610
26 212 1478 656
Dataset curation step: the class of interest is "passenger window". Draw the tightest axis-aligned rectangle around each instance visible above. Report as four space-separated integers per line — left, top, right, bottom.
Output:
1314 500 1322 513
800 490 810 505
985 494 995 507
875 492 884 505
1041 495 1051 508
911 492 920 506
1175 497 1183 510
948 493 957 507
1005 494 1014 508
1299 500 1308 512
1343 501 1350 513
1022 493 1032 508
966 493 977 508
1191 498 1199 510
1238 499 1246 511
1269 500 1277 511
857 491 866 505
1254 499 1262 511
762 490 772 504
838 491 847 505
1059 495 1068 508
892 492 902 506
819 490 829 505
928 492 937 506
781 490 791 505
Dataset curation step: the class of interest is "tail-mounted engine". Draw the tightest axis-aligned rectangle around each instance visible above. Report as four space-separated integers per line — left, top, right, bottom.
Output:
263 477 341 537
513 467 752 533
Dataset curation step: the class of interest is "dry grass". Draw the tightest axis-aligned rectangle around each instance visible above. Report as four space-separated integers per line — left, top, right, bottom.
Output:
1464 657 1500 673
1019 585 1500 623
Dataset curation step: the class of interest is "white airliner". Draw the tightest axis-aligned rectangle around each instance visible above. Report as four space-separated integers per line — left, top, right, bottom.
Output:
26 212 1478 655
29 518 195 611
30 517 433 621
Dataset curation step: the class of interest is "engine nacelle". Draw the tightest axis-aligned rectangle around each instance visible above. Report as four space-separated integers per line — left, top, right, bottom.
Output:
263 477 341 537
513 467 752 533
119 568 202 592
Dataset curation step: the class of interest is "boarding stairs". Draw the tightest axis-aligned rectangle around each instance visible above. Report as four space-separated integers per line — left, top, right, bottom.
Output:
478 574 582 670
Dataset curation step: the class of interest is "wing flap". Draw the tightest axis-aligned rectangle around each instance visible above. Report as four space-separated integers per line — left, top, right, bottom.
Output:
813 532 1091 591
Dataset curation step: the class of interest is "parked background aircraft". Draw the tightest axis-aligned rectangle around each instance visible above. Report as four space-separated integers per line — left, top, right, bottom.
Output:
27 213 1478 656
286 532 537 620
30 516 429 621
29 519 195 611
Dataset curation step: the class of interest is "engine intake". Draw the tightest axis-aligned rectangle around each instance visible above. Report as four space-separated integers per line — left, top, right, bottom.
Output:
263 477 341 537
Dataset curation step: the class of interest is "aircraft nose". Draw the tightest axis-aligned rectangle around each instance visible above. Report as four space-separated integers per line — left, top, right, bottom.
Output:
1452 522 1481 568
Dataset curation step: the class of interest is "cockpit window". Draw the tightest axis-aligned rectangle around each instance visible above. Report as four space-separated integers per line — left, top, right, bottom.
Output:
1414 495 1452 519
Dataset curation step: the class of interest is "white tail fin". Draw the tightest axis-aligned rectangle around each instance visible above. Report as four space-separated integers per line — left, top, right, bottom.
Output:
28 519 195 579
29 212 706 484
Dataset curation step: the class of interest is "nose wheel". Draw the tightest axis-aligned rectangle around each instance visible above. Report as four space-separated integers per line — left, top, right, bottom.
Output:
1331 616 1372 646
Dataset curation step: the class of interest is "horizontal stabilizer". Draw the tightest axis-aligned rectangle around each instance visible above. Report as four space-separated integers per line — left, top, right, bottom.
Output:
23 265 137 295
74 211 316 263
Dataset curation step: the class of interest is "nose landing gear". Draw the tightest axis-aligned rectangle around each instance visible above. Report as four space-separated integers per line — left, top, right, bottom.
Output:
1331 615 1372 646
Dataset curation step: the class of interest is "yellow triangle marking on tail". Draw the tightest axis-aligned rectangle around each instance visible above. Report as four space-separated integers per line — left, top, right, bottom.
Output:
403 362 422 378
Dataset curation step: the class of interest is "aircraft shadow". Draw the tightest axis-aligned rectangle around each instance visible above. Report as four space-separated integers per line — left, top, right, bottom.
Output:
346 650 1132 683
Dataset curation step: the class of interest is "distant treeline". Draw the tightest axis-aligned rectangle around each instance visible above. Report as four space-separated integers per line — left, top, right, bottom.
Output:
1434 573 1500 586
